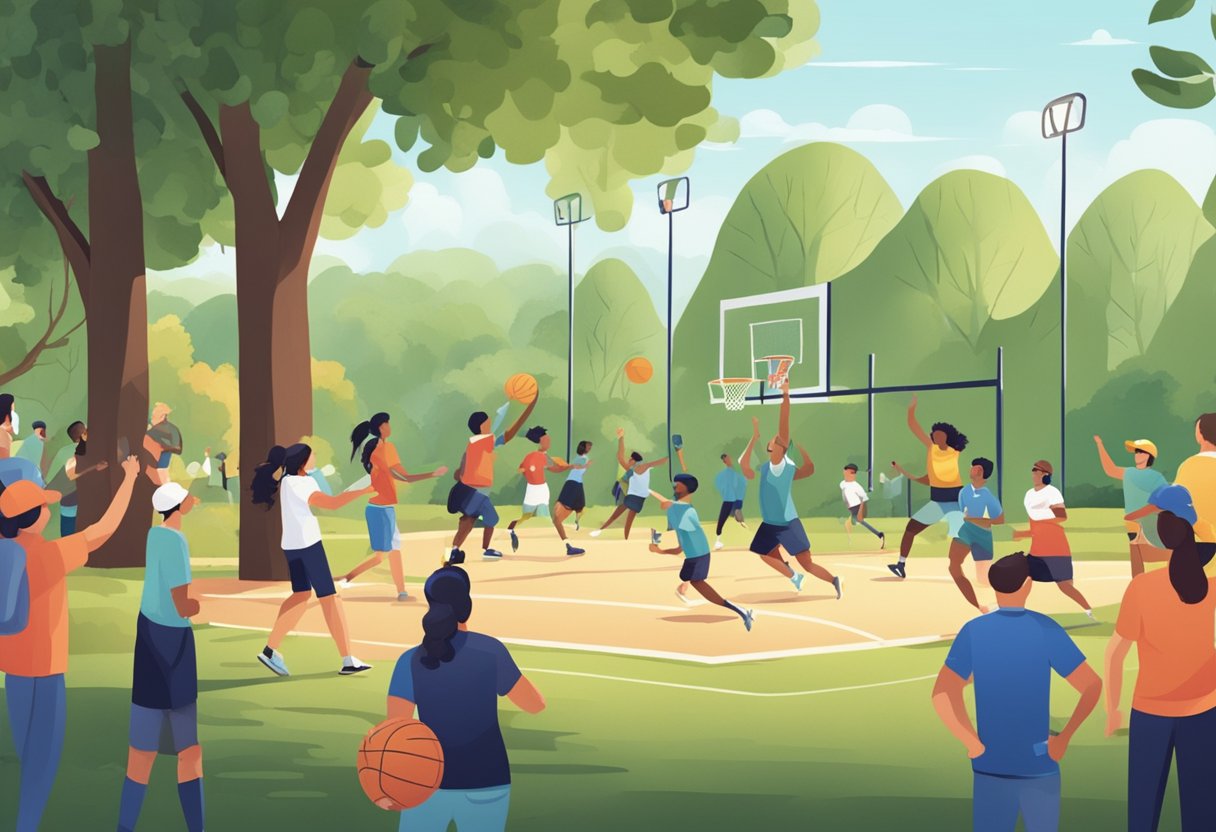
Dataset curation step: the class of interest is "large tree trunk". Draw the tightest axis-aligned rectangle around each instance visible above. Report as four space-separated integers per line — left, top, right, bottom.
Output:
76 38 155 566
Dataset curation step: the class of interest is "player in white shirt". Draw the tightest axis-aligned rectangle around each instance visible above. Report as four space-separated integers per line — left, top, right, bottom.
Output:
840 463 884 548
1011 459 1093 618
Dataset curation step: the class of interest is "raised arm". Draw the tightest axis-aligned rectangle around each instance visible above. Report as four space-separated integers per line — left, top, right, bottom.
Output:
777 380 791 449
82 456 140 551
1104 633 1134 736
931 666 985 759
615 429 629 469
502 397 538 445
1093 436 1124 481
638 457 669 474
906 395 931 447
648 489 674 510
1051 662 1102 761
792 444 815 481
310 485 376 511
506 675 546 714
741 418 761 480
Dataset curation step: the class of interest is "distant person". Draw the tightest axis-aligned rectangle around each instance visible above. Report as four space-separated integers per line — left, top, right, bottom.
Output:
14 421 47 475
1012 460 1093 619
1094 435 1169 576
385 566 545 831
144 402 182 484
505 426 585 557
888 396 968 579
590 429 667 541
713 451 749 550
0 455 140 832
949 457 1005 614
553 440 593 537
0 392 17 458
740 381 842 599
116 482 205 832
250 443 375 677
343 412 448 599
1174 413 1216 567
932 553 1102 832
839 463 883 548
45 421 108 536
1105 501 1216 831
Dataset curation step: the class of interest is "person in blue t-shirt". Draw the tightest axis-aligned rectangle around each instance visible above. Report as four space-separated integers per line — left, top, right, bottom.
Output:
949 457 1005 613
739 381 842 599
932 553 1102 832
386 567 545 831
117 482 205 832
649 474 753 631
712 452 748 550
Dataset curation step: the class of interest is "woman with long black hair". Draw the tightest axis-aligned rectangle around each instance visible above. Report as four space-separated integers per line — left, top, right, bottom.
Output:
250 443 376 677
384 566 545 830
341 413 447 600
1105 489 1216 831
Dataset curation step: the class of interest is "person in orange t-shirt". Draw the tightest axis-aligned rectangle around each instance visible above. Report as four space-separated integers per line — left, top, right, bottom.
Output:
0 455 140 832
1105 510 1216 831
505 426 585 557
342 413 448 601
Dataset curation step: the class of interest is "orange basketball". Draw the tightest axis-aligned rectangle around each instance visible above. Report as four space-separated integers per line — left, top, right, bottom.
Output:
503 372 538 403
624 357 653 384
357 718 444 810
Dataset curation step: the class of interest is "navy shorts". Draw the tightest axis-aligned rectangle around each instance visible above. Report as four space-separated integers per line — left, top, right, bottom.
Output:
447 483 499 526
1199 542 1216 567
732 500 743 512
132 614 197 710
1027 555 1074 583
285 541 337 598
623 494 646 513
679 554 711 582
129 702 198 754
749 518 811 556
557 481 586 512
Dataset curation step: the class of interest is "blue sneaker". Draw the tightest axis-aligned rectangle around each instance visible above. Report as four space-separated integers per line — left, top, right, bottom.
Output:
742 609 754 632
791 573 805 593
257 650 290 677
448 549 466 565
509 528 519 552
566 543 586 557
483 549 504 560
833 576 843 600
888 563 906 579
650 528 662 545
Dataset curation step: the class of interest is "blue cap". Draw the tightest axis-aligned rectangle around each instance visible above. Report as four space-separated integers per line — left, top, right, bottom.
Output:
1150 484 1198 526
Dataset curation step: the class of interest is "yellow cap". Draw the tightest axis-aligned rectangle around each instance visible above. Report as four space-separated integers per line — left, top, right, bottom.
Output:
1124 439 1158 458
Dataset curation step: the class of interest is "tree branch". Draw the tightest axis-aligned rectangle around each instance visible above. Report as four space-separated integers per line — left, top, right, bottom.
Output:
21 172 91 293
0 247 86 386
180 88 226 179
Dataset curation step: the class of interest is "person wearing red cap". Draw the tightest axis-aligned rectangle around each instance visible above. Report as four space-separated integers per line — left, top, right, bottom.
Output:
1013 460 1094 619
1094 436 1168 576
0 455 140 832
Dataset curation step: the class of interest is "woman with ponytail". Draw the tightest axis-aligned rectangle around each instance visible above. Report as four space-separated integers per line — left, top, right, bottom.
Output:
340 413 447 601
1105 485 1216 830
251 443 377 678
384 567 545 830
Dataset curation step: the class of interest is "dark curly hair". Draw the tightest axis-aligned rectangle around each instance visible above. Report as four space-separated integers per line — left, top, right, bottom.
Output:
931 422 969 452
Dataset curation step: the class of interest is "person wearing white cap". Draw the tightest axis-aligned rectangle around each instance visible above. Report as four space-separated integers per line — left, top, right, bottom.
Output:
117 481 205 832
1094 436 1168 577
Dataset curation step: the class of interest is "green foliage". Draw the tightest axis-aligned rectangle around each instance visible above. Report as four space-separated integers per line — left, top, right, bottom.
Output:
1150 44 1213 77
1149 0 1195 24
1133 67 1216 109
1137 0 1216 109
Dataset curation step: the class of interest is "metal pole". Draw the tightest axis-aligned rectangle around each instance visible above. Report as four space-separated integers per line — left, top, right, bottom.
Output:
996 346 1004 502
1059 130 1068 490
867 353 875 492
667 210 674 481
567 221 574 461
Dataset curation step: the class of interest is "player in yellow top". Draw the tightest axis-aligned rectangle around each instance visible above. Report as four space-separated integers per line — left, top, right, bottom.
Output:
888 396 968 579
1175 412 1216 570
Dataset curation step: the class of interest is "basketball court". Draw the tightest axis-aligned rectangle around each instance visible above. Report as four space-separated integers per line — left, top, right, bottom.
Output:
193 526 1131 665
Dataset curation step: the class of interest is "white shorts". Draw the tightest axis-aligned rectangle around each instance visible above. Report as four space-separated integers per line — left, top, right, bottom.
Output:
523 483 550 507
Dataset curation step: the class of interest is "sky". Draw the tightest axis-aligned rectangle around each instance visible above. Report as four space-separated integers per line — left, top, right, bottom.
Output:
160 0 1216 322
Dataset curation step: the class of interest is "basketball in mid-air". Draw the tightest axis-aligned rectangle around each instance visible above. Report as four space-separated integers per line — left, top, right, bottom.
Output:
624 357 653 384
504 373 539 403
357 718 444 810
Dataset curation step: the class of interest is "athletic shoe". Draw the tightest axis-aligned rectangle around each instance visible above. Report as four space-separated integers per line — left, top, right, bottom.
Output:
448 549 466 565
509 528 519 552
791 573 805 593
676 586 694 605
742 609 755 632
714 539 725 551
483 549 504 560
879 533 886 550
339 659 372 676
589 529 602 538
574 517 581 531
396 592 410 602
739 521 749 531
833 576 843 600
1084 609 1096 622
650 528 662 545
337 577 353 589
257 651 290 677
888 563 906 579
566 544 586 557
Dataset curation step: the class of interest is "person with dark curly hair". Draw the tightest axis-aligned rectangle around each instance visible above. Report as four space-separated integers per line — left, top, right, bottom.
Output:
889 396 968 579
505 426 586 558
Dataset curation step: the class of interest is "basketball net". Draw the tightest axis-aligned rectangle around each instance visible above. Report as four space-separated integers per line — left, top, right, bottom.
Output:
709 378 757 411
762 355 794 389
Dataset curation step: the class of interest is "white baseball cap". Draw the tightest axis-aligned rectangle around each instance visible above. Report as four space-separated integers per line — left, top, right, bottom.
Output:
152 482 190 513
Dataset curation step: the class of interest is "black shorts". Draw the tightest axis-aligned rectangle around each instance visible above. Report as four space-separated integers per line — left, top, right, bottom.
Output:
284 541 337 598
1127 531 1138 542
623 494 646 513
557 480 586 512
749 518 811 556
1200 542 1216 567
679 554 711 582
1027 555 1074 583
132 614 198 711
447 481 476 514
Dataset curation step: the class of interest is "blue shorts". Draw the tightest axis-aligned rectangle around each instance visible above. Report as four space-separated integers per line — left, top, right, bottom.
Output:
366 504 401 552
911 500 965 538
284 541 337 598
1028 555 1073 583
679 554 711 582
448 483 500 527
623 494 646 513
132 614 197 710
957 522 995 561
398 785 511 832
750 518 811 556
129 702 198 754
157 451 172 468
732 500 744 512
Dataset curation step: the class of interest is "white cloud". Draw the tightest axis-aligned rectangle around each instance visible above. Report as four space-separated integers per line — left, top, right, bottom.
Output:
934 155 1008 178
401 182 463 244
1001 110 1047 146
1067 29 1137 47
808 60 945 69
948 66 1011 72
739 105 951 144
1105 118 1216 203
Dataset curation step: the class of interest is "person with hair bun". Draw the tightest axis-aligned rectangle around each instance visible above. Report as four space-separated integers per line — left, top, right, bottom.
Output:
384 567 545 830
1012 460 1093 618
250 443 376 677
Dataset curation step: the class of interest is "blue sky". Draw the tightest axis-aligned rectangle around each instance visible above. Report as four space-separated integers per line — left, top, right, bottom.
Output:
162 0 1216 320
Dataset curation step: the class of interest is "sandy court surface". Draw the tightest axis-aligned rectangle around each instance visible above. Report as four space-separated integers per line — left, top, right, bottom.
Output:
194 528 1131 665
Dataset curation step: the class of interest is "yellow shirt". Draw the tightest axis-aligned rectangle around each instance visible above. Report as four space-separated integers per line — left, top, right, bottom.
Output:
1175 453 1216 544
927 445 962 489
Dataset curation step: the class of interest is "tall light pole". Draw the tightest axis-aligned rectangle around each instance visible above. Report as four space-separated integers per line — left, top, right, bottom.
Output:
1041 93 1086 491
554 193 590 461
657 177 689 481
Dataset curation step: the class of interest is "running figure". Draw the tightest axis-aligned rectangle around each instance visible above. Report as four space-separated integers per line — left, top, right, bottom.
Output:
554 440 593 537
250 443 375 676
740 381 842 599
506 426 586 557
1013 460 1093 619
713 452 748 550
1094 435 1168 577
649 474 753 631
840 463 884 548
888 396 968 579
949 457 1005 613
590 429 667 540
342 412 448 601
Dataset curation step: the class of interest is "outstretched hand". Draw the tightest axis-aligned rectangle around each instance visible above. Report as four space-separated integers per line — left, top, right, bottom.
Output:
615 428 625 439
119 455 139 478
433 466 449 478
908 394 918 411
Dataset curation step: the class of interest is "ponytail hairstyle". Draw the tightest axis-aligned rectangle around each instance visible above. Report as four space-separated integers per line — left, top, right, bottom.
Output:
1159 511 1208 605
350 412 390 474
420 566 473 670
250 443 312 508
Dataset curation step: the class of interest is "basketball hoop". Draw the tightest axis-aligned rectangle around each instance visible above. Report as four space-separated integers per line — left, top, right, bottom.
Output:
708 378 758 411
761 355 794 388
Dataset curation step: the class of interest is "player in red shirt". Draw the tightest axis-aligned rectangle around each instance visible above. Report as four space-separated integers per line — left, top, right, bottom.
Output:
506 427 586 557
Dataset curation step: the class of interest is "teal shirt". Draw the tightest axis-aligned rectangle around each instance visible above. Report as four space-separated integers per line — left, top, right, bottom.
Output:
1123 466 1167 514
667 502 710 558
13 434 44 468
141 526 192 628
758 460 798 524
714 468 746 502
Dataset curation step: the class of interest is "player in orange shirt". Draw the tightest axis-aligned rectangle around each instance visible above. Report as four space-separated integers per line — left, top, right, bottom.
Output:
506 426 587 557
342 412 448 601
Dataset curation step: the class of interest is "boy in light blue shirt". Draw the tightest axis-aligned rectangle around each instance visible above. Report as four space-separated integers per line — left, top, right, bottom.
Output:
950 457 1005 613
712 453 748 550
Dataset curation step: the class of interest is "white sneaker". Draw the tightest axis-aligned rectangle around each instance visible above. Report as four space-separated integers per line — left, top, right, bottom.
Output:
714 539 725 551
340 657 373 675
676 587 695 605
590 529 602 538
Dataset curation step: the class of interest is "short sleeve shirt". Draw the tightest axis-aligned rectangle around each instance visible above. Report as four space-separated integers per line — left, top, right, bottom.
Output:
566 455 589 484
840 480 868 508
140 526 192 628
1024 485 1065 521
668 502 710 558
0 532 90 677
521 451 548 486
279 475 322 550
370 440 402 506
462 434 501 489
959 485 1002 519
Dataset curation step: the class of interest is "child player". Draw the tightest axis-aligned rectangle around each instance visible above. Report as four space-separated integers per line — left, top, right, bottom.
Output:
506 426 586 557
649 474 753 631
840 463 884 548
948 457 1005 613
713 452 748 550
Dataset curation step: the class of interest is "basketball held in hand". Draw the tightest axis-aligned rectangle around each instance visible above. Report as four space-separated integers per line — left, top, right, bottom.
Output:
624 357 653 384
504 373 539 403
357 718 444 810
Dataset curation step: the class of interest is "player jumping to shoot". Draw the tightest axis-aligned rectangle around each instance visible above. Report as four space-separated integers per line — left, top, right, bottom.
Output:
590 429 667 540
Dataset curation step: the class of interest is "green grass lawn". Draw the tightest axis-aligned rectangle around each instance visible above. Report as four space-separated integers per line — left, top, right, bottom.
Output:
0 508 1154 830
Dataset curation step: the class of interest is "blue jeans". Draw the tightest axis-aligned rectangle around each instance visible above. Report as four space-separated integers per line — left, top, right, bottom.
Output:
398 785 511 832
5 674 67 832
1129 706 1216 831
973 772 1060 832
